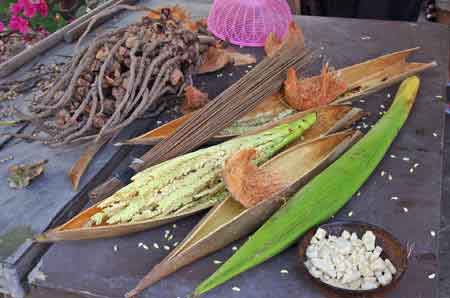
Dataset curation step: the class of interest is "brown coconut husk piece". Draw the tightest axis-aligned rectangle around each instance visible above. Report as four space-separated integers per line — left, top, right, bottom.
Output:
283 63 348 111
223 148 287 208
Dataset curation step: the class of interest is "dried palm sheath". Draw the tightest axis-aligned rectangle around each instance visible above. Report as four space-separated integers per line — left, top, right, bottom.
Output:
121 47 435 146
90 41 312 201
193 76 420 295
35 114 316 242
126 130 361 297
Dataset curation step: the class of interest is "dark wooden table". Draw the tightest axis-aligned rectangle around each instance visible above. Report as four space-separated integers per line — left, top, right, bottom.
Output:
20 1 450 298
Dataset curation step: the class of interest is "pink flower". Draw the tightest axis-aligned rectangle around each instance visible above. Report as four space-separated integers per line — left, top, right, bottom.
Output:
36 0 48 17
10 1 24 15
0 22 4 32
22 0 37 18
8 15 30 34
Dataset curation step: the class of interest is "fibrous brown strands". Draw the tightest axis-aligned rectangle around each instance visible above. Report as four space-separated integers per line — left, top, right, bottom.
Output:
223 148 287 208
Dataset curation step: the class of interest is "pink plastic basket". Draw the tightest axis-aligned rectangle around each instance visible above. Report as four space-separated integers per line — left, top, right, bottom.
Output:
207 0 293 47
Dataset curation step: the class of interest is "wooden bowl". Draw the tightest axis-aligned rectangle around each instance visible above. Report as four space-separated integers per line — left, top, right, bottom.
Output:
298 220 408 294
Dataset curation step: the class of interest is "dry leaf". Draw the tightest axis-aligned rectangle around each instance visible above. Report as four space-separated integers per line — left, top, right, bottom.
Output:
283 64 348 111
170 5 191 21
8 160 48 189
181 85 209 113
264 21 305 57
264 32 282 57
197 47 230 74
198 47 256 74
223 149 287 208
69 139 109 191
225 49 257 65
147 5 191 21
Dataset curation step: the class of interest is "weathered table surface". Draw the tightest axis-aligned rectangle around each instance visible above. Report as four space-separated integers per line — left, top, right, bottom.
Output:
19 1 450 298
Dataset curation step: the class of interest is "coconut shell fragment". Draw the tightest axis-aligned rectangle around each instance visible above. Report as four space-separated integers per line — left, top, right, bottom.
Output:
223 148 287 208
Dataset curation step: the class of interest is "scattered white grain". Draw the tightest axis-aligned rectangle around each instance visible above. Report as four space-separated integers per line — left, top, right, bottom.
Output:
213 260 223 264
173 242 179 247
402 157 410 162
163 245 170 251
156 120 162 125
138 242 143 248
430 230 436 237
378 111 384 116
433 132 438 137
153 243 159 249
232 286 241 292
388 174 393 181
435 95 443 99
348 211 353 217
387 93 391 98
113 245 118 252
168 234 174 241
320 46 325 50
357 192 361 197
403 207 409 213
428 273 436 279
247 65 252 68
380 104 385 109
390 154 397 159
229 73 233 77
244 70 249 73
232 246 238 251
142 244 149 250
280 269 289 274
359 99 366 103
409 168 414 173
356 125 361 129
381 171 386 177
172 224 177 228
391 196 399 200
361 36 372 40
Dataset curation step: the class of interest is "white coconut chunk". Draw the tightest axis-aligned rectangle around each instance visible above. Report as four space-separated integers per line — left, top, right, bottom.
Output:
384 259 397 274
306 245 319 259
370 246 383 262
311 258 336 278
360 261 374 277
378 270 393 286
341 230 351 240
309 266 323 279
314 228 327 240
370 258 386 272
346 278 362 289
335 238 352 255
361 277 379 290
362 231 376 251
342 270 361 284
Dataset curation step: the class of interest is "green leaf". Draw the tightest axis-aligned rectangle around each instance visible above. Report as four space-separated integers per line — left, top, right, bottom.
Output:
194 76 420 295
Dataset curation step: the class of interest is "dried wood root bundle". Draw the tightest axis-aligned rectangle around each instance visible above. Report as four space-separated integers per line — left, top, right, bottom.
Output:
16 7 205 146
284 63 348 111
86 115 315 226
